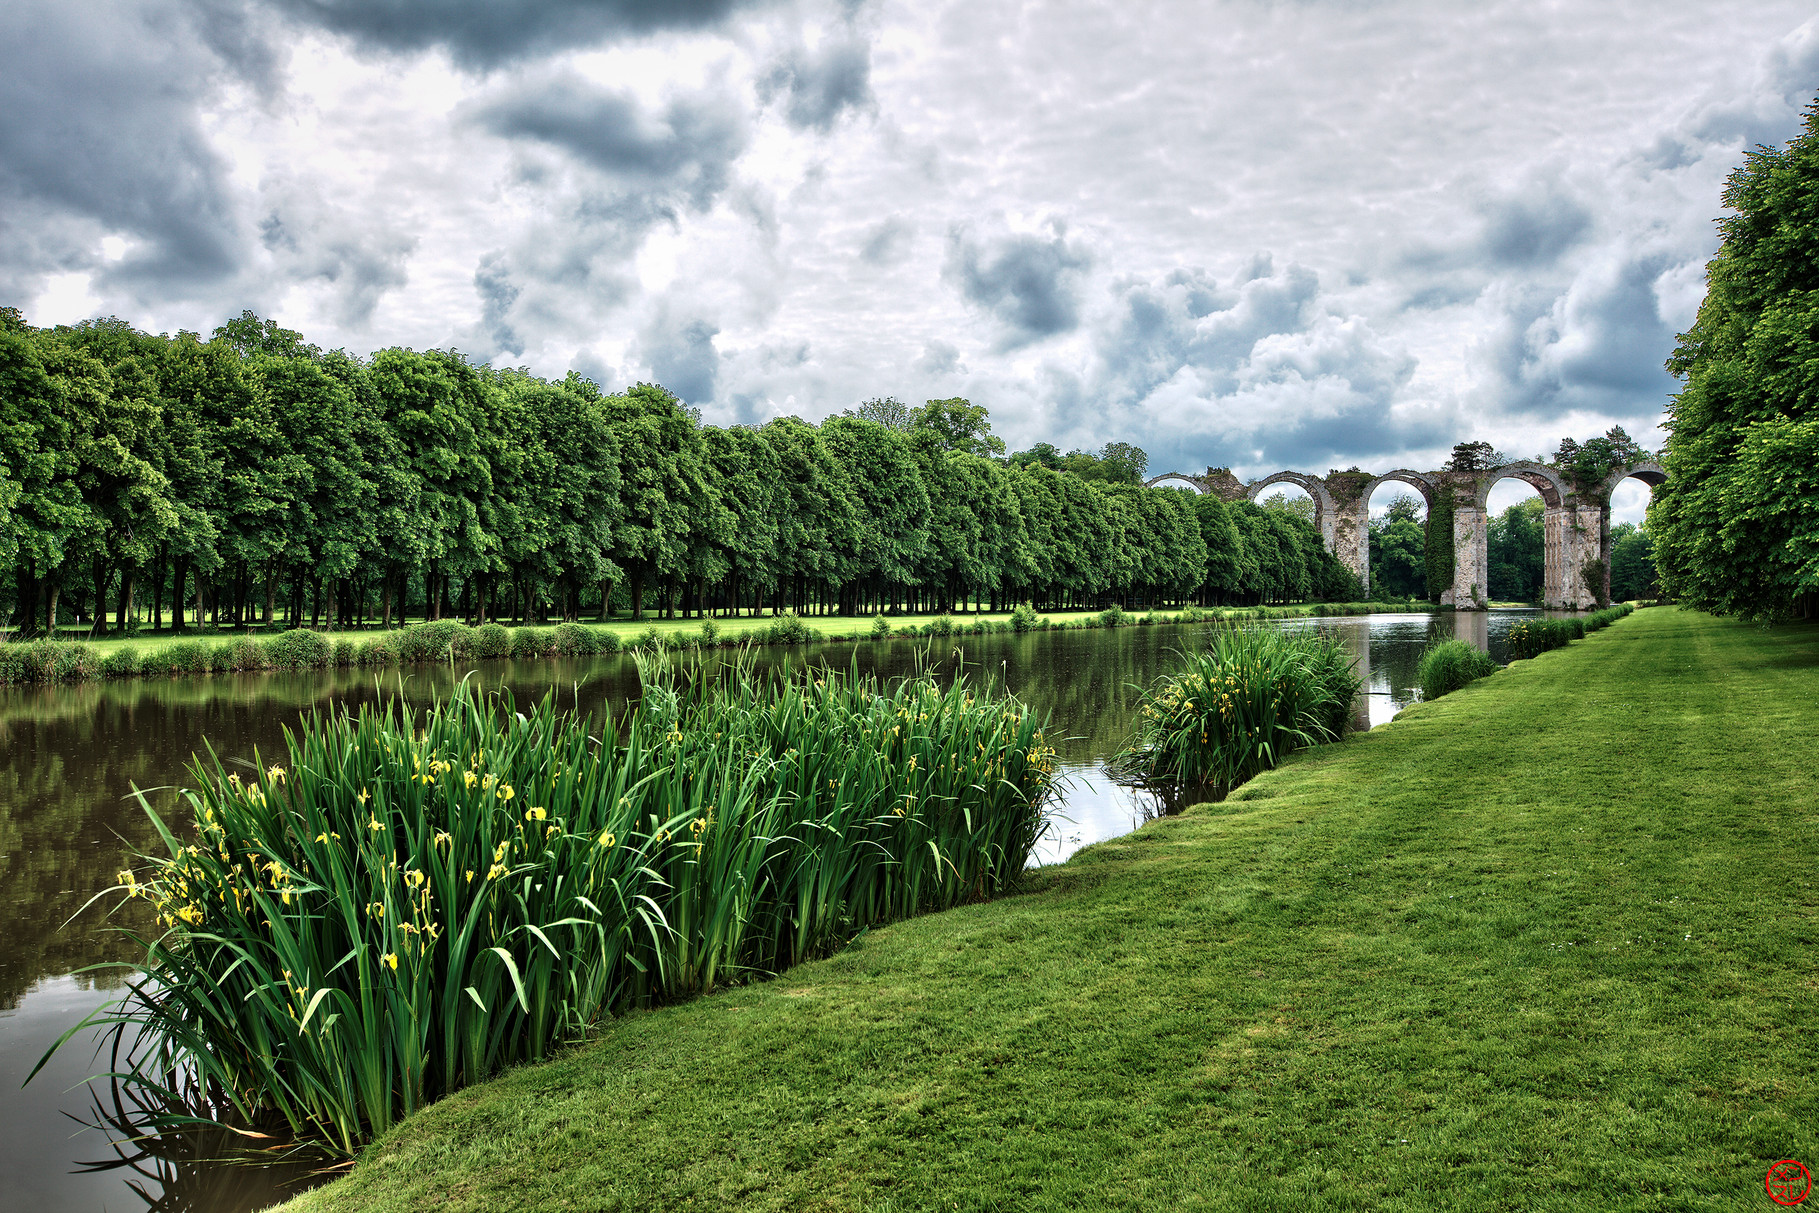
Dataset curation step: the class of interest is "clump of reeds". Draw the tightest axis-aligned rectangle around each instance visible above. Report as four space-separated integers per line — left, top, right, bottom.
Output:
45 659 1057 1153
1417 638 1499 701
1109 625 1360 790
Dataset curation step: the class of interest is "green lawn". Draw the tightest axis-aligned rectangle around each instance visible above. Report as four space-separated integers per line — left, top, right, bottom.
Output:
281 608 1819 1212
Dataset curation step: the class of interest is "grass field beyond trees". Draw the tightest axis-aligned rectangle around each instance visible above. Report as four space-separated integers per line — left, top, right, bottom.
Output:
282 608 1819 1212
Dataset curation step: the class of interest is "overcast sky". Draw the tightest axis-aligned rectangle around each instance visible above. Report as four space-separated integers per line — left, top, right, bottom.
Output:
5 0 1817 521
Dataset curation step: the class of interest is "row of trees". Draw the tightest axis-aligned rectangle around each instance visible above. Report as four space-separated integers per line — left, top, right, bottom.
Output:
0 310 1360 637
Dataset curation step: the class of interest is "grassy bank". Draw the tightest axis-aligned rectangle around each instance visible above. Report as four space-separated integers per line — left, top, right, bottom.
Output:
0 601 1426 688
268 606 1819 1208
276 606 1819 1211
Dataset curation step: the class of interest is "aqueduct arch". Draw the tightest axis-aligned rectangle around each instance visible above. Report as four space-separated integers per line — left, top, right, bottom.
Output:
1144 458 1666 609
1245 472 1336 550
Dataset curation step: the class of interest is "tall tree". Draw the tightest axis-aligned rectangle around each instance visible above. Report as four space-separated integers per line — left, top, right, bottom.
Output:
908 398 1006 458
1652 98 1819 619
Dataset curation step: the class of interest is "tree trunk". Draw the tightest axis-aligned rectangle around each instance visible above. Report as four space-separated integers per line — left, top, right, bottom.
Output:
115 562 137 634
89 558 110 637
47 579 62 638
13 562 36 637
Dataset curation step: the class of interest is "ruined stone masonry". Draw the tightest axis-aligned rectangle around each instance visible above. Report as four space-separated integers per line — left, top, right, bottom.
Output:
1143 460 1667 610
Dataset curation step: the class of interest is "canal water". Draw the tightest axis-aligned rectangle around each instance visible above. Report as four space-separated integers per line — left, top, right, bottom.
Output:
0 610 1538 1211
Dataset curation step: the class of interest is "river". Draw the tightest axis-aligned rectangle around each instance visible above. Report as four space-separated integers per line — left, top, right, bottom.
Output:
0 609 1540 1211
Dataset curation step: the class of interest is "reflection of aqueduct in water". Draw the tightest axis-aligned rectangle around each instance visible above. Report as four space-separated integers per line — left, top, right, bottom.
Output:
1144 461 1667 610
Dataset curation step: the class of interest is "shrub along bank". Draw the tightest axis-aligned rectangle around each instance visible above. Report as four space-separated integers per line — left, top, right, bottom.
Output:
0 601 1426 688
48 661 1057 1154
1108 625 1360 790
274 605 1819 1212
1416 638 1499 701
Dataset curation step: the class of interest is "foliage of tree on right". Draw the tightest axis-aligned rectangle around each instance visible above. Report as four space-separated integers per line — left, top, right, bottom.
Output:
1652 97 1819 620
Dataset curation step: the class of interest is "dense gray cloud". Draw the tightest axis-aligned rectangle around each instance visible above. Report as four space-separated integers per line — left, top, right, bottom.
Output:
471 78 747 212
259 0 765 69
760 31 874 131
858 216 911 264
0 0 251 297
473 252 523 357
945 223 1093 348
1079 259 1422 475
639 308 722 404
256 176 416 326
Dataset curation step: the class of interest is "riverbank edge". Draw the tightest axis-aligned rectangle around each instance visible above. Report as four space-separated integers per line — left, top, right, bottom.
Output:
275 606 1819 1212
0 599 1434 689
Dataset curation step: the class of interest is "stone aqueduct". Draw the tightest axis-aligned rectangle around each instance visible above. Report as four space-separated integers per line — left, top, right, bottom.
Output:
1143 461 1667 610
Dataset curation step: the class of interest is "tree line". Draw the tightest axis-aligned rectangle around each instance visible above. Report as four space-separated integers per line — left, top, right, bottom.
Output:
0 309 1361 637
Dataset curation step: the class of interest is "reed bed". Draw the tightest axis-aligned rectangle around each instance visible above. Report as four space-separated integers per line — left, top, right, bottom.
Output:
46 659 1058 1154
1416 639 1500 701
1109 625 1360 790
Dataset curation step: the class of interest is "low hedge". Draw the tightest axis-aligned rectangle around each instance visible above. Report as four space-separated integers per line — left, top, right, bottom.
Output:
1417 639 1499 701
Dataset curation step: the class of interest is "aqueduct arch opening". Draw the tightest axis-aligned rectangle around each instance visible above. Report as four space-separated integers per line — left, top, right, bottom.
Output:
1594 462 1667 603
1246 472 1336 550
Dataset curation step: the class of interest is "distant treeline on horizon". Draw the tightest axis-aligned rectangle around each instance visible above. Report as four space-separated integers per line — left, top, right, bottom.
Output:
0 307 1360 635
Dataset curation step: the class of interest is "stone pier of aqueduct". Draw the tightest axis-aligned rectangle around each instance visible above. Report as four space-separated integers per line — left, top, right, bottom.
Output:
1143 460 1667 610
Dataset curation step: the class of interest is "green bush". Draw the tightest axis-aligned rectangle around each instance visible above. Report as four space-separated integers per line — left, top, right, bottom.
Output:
926 615 956 637
1111 624 1360 789
1585 603 1635 631
870 614 892 639
211 637 269 673
552 622 596 657
1417 639 1498 701
149 639 210 675
1506 618 1576 660
698 619 720 647
99 645 141 678
332 638 360 667
1097 604 1128 629
1009 603 1040 633
265 629 331 671
594 630 622 655
761 612 815 645
511 628 553 659
398 620 472 663
1567 617 1586 641
49 643 100 683
358 634 401 668
473 623 512 659
0 642 39 684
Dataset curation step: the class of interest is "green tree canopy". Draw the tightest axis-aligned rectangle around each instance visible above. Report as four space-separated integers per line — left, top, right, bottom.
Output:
1652 98 1819 619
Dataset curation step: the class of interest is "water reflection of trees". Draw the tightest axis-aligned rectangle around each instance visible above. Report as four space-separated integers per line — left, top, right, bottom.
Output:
73 1075 336 1212
14 618 1528 1005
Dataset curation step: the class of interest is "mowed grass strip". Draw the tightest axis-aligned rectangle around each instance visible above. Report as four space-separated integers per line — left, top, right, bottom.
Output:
281 608 1819 1213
